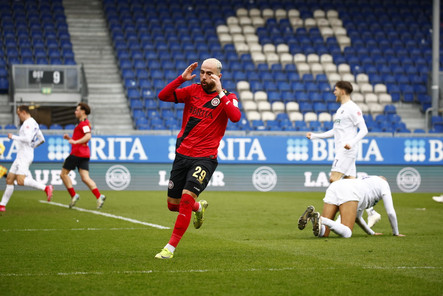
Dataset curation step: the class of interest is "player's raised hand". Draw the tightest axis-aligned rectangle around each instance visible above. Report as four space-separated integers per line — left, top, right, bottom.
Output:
306 132 312 139
182 62 198 81
210 74 223 93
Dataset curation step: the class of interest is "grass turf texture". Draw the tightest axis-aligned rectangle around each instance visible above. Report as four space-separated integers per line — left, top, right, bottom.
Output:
0 190 442 296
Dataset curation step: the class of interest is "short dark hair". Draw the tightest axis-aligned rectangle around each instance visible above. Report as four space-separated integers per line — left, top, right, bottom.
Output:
77 102 90 115
335 81 353 94
17 105 30 114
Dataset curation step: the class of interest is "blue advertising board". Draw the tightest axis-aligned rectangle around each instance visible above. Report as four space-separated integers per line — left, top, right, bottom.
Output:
0 135 442 165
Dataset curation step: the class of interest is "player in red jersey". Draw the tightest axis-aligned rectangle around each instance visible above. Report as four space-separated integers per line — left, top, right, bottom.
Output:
60 103 106 209
155 58 241 259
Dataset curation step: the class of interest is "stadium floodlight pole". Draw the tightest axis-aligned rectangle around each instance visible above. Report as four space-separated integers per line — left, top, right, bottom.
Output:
431 0 440 117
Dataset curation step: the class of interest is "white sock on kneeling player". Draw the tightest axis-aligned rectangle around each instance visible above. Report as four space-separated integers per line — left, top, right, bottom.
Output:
321 217 352 238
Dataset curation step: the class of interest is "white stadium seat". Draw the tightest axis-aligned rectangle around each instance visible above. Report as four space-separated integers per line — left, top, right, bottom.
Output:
236 8 248 17
243 101 257 111
257 101 271 112
239 90 253 101
272 101 285 113
378 93 392 104
352 92 365 103
368 103 384 115
254 91 268 102
365 93 379 104
318 112 332 122
304 112 318 122
237 81 250 93
246 110 261 121
289 111 303 122
261 111 276 122
286 102 299 113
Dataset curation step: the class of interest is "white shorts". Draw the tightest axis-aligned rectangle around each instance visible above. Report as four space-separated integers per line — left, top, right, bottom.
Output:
331 151 356 177
323 180 360 206
9 157 32 175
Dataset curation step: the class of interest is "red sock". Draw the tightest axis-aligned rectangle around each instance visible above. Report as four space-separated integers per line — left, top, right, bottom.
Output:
168 202 180 212
168 194 194 248
192 200 200 212
92 188 101 199
68 187 76 198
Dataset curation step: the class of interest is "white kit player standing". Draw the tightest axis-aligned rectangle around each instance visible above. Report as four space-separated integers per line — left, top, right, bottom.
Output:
0 105 53 213
306 81 381 233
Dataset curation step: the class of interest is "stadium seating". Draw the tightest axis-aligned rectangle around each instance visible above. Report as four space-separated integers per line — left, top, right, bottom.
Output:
0 0 75 92
3 0 439 132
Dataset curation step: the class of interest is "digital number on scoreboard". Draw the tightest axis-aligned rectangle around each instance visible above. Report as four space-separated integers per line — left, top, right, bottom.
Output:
28 70 64 85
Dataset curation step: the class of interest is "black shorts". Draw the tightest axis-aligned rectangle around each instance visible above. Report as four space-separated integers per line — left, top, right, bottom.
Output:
63 155 90 171
168 153 218 199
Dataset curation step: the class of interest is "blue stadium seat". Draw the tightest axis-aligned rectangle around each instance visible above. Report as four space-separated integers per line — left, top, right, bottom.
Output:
50 124 63 130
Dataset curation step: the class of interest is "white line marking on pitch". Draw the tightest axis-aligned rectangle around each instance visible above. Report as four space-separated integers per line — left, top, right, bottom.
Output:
0 266 439 277
2 227 151 232
39 200 170 230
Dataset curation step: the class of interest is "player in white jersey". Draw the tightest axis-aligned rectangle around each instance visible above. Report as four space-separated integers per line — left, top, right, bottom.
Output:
298 176 405 238
306 81 381 230
0 105 53 213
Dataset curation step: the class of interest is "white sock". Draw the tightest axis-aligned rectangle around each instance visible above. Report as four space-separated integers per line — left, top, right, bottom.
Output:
165 243 175 253
0 185 14 206
319 224 326 237
366 207 375 215
321 217 352 238
24 177 45 191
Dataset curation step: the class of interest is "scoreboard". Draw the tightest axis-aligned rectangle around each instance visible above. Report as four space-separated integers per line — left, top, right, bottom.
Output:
28 69 64 85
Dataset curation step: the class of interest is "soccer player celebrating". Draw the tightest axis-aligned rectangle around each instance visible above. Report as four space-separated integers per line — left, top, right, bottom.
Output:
154 58 241 259
0 105 53 213
306 81 381 231
298 176 405 238
60 103 106 209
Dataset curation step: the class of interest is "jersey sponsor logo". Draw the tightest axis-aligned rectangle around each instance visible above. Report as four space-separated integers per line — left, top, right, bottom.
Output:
105 165 131 191
252 166 277 192
211 97 220 107
396 167 421 193
188 105 213 119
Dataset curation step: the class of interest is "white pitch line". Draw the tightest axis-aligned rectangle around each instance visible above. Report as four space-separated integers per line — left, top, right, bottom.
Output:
39 200 170 230
0 266 439 277
2 227 151 232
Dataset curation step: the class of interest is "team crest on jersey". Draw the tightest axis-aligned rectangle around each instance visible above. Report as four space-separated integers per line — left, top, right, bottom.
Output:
211 97 220 107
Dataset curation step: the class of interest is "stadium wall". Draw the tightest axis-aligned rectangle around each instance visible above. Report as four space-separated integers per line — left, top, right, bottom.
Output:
1 135 442 193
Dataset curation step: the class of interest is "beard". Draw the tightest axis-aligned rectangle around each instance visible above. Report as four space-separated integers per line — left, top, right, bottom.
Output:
201 80 215 92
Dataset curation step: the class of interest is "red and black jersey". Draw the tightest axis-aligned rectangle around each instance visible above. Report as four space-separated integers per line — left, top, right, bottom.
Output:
70 119 91 158
158 76 241 158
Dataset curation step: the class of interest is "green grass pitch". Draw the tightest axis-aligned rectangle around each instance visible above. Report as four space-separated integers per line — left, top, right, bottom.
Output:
0 189 442 295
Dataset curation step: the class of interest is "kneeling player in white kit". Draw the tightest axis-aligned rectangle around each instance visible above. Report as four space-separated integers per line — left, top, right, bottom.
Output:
0 105 53 213
298 176 405 238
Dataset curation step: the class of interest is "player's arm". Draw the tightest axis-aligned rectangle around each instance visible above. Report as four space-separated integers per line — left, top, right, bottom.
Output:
355 210 376 235
10 126 36 145
346 120 368 149
220 92 241 122
68 132 91 145
307 129 334 140
158 63 197 103
381 192 404 236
